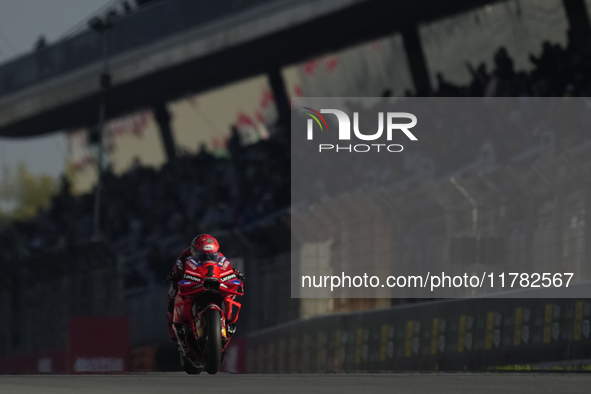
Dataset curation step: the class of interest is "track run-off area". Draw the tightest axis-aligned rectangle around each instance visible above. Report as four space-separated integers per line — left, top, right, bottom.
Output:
1 373 590 393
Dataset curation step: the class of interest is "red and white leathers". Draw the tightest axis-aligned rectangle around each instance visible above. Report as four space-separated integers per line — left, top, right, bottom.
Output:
166 247 237 340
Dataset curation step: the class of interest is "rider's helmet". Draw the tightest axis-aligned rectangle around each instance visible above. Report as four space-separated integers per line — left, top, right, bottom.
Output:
191 234 220 262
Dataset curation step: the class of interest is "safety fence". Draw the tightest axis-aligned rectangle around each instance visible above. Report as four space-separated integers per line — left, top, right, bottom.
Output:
240 296 591 373
292 139 591 298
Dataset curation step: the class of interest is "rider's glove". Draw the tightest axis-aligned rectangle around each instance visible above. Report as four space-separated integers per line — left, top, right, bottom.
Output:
235 269 246 280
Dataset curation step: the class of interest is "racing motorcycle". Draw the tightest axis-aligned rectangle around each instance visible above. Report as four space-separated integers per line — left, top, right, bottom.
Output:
172 259 244 374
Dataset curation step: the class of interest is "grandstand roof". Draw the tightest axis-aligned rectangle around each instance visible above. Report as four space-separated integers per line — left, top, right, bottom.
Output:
0 0 495 137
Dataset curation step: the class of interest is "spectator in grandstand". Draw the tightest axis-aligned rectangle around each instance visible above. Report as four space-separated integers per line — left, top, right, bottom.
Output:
465 61 489 96
34 36 47 51
435 72 461 96
493 46 515 80
227 126 242 161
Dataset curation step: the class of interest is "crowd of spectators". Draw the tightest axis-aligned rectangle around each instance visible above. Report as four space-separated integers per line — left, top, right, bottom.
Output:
294 39 591 204
0 124 290 288
426 37 591 163
3 36 591 288
424 39 591 170
434 39 591 98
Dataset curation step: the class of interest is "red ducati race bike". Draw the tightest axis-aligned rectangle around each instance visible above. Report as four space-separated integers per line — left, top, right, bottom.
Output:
172 260 244 374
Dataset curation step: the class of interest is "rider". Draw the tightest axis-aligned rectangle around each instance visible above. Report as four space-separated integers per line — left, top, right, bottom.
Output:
166 234 243 342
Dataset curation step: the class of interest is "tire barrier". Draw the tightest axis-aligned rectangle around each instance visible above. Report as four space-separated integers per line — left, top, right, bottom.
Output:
244 298 591 372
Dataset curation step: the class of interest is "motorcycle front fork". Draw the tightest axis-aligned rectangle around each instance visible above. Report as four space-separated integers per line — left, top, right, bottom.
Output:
195 312 234 340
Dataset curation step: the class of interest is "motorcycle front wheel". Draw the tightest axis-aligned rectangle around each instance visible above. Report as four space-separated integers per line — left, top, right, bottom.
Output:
204 309 222 374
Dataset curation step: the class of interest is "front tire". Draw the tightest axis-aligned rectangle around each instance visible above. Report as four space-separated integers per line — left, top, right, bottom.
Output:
204 309 222 374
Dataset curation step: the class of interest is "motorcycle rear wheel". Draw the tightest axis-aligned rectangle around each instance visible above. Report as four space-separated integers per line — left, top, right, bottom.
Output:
204 309 222 374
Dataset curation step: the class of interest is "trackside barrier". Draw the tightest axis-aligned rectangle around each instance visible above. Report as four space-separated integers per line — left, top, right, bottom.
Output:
0 242 123 359
243 297 591 372
0 317 130 374
0 350 67 374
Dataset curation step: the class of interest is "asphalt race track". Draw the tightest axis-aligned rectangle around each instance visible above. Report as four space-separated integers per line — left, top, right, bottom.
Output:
1 373 591 393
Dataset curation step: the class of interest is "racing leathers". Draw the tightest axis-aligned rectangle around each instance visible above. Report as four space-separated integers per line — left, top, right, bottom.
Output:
166 247 239 341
